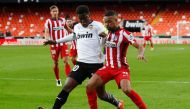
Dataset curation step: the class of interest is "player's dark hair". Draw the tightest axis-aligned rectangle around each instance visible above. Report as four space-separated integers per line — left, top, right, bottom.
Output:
50 5 58 10
104 10 117 17
65 14 71 20
76 5 90 14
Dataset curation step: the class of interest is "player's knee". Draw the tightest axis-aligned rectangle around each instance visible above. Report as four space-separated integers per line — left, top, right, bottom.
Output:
63 58 69 64
86 84 91 90
71 57 76 62
53 61 58 65
121 87 131 94
53 60 58 65
63 59 67 63
86 82 94 91
63 84 73 93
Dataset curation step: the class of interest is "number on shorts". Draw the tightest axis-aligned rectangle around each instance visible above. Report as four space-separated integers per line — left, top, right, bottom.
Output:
72 65 79 71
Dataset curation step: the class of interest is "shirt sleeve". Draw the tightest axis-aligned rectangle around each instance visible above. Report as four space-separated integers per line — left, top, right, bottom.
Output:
96 22 105 35
123 30 136 44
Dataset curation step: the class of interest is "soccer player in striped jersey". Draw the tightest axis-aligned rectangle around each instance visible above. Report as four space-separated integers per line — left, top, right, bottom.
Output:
87 10 147 109
141 20 154 50
65 16 78 65
44 5 124 109
44 5 71 86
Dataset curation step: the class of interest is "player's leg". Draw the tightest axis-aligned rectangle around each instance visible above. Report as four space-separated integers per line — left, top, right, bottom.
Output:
120 79 147 109
62 56 71 76
85 64 103 109
53 60 59 80
50 47 61 86
149 39 154 50
86 84 98 109
71 56 77 65
117 69 147 109
53 62 87 109
61 45 71 76
87 68 122 108
86 90 97 109
53 60 62 86
52 77 78 109
143 38 147 48
96 84 123 109
69 48 77 65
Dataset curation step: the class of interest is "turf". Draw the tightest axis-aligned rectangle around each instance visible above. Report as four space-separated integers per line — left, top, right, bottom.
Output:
0 45 190 109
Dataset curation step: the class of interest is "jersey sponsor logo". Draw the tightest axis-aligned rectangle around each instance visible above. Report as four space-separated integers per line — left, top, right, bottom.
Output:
105 41 117 48
88 25 93 30
72 65 79 71
125 22 142 28
78 33 93 39
53 26 64 31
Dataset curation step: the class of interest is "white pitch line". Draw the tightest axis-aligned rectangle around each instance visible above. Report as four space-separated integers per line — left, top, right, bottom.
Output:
0 77 190 84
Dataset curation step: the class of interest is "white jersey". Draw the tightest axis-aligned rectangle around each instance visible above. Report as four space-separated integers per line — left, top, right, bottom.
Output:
74 21 105 63
141 24 153 36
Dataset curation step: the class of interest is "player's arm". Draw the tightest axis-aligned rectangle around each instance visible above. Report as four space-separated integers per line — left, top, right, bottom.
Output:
44 28 50 40
44 19 50 40
99 32 107 38
131 42 146 62
43 33 77 45
123 30 147 62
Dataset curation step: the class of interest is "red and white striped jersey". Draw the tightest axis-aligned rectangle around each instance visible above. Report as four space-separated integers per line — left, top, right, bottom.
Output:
141 24 153 36
105 28 136 68
45 17 67 47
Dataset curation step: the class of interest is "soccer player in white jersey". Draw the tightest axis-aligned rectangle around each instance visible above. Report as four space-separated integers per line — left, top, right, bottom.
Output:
141 20 154 50
44 5 124 109
87 10 147 109
44 5 71 86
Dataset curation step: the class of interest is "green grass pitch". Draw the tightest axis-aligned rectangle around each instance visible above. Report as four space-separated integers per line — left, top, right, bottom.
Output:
0 45 190 109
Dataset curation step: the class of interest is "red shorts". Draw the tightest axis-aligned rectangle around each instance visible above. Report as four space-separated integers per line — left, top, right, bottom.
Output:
69 48 77 57
50 45 68 61
96 66 130 88
144 36 152 41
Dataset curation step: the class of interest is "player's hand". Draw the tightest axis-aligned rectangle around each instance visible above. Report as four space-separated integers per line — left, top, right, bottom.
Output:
137 55 148 63
43 40 56 46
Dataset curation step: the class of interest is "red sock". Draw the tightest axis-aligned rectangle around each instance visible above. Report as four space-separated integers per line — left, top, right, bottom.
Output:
65 63 71 76
86 89 98 109
72 59 77 65
53 65 59 80
127 90 147 109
